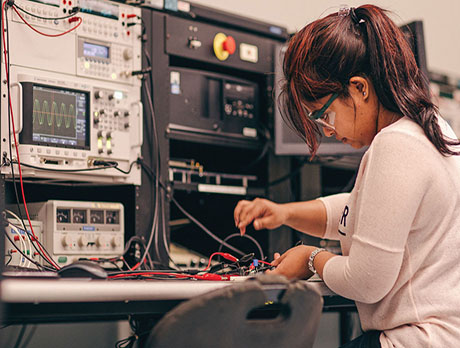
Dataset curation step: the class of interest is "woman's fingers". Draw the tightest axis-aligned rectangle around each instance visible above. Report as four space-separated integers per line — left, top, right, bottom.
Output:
234 199 267 234
271 252 283 266
234 200 250 227
234 198 283 236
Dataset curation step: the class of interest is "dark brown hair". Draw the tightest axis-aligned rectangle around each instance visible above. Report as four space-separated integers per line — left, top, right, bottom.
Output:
279 4 460 156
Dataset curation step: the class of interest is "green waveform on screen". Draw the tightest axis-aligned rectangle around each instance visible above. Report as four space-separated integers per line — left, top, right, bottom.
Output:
33 99 77 129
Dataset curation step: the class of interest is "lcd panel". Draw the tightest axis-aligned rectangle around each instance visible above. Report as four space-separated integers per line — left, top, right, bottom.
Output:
79 0 119 20
83 42 110 59
31 85 89 149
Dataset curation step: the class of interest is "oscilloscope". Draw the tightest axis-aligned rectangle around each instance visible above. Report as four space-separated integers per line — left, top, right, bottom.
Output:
0 0 143 184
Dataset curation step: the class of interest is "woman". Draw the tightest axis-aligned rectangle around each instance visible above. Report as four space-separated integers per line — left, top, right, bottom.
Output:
234 5 460 348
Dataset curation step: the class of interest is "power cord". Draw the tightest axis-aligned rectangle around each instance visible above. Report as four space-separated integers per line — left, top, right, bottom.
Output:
3 229 55 271
217 232 265 261
8 1 82 38
8 158 138 175
138 159 246 257
1 5 60 269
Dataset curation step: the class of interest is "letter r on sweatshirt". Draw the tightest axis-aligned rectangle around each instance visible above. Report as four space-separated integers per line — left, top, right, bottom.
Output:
340 205 349 227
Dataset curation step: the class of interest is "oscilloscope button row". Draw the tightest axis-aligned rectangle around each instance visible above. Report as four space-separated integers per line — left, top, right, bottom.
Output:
28 147 87 159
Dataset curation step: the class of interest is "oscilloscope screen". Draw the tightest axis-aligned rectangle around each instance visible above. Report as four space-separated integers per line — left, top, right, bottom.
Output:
20 83 90 150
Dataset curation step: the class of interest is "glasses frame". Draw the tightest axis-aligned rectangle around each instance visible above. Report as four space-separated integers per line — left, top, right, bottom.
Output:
308 93 339 130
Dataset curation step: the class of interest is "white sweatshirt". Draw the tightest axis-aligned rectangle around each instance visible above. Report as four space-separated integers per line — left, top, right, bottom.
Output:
320 116 460 348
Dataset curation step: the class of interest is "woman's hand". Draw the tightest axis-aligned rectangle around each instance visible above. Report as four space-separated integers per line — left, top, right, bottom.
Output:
266 245 316 280
234 198 288 236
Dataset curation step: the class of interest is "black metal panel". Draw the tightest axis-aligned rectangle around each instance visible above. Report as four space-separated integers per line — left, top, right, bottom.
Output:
139 6 288 262
168 67 259 145
2 300 179 324
187 2 289 41
166 15 275 74
2 295 354 325
137 9 171 265
400 21 429 83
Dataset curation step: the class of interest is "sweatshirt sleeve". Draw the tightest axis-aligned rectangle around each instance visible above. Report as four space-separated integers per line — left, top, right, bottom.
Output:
318 193 350 240
323 131 430 303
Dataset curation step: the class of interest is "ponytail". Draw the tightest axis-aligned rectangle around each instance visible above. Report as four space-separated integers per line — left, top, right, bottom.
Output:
280 4 460 156
354 5 460 155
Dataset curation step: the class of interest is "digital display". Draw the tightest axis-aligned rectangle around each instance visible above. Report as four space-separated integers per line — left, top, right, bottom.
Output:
29 0 60 7
83 42 110 59
79 0 119 20
31 85 89 149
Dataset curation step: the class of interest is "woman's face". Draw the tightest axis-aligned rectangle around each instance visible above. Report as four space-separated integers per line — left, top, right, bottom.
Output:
307 80 379 149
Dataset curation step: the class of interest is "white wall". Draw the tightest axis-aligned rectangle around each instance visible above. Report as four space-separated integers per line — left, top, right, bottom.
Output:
188 0 460 79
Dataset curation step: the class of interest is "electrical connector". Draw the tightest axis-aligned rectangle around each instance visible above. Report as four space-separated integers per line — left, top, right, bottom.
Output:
68 16 80 24
194 273 223 281
220 253 238 263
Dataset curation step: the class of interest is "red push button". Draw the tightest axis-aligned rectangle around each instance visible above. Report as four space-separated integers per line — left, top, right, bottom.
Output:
223 36 236 55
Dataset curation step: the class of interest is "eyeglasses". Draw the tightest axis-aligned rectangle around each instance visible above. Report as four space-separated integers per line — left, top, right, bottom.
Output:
307 93 339 130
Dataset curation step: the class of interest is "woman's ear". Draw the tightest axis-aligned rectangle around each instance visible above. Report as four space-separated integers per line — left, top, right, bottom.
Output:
349 76 369 100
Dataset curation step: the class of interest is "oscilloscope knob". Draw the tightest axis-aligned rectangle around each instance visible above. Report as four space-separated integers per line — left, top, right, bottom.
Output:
94 90 104 100
124 111 130 117
99 109 106 115
114 111 120 117
123 48 133 61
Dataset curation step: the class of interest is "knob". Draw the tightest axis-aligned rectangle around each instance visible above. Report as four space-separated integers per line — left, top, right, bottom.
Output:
106 136 112 155
108 94 114 100
124 122 130 129
97 136 103 154
111 236 122 248
96 235 108 248
99 109 105 115
124 111 130 117
123 48 133 60
94 90 104 99
62 235 72 247
78 235 88 247
114 110 120 117
93 111 100 124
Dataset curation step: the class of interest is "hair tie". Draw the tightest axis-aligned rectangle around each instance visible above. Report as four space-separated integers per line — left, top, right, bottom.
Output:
339 6 365 24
